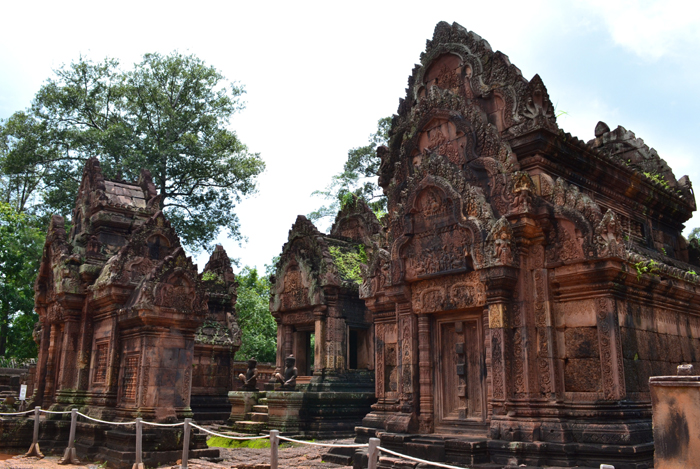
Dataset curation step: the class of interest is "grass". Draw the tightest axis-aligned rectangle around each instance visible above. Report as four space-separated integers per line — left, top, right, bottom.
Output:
206 435 313 449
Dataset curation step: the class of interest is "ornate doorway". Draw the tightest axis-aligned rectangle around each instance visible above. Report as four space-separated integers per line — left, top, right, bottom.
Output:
434 312 485 431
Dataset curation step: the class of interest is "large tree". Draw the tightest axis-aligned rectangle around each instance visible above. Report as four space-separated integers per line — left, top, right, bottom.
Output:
234 265 277 362
1 52 264 250
308 117 390 227
0 203 43 358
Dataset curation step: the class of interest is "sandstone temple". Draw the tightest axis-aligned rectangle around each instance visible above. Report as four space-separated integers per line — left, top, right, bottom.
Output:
349 21 699 469
229 200 378 437
30 158 238 462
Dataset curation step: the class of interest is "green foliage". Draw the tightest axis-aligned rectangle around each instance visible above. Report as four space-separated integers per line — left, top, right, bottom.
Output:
0 52 265 251
642 171 670 189
206 436 270 449
633 259 660 281
234 265 276 362
329 244 366 285
689 227 700 241
309 117 390 228
201 271 220 283
0 203 44 358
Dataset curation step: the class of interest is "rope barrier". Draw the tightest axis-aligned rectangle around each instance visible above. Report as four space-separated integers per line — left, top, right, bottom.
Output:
76 412 136 425
190 423 270 440
278 435 368 448
378 446 472 469
0 409 35 416
141 420 185 427
39 409 72 414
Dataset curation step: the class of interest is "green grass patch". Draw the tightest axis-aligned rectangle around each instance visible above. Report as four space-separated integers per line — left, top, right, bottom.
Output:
207 436 271 449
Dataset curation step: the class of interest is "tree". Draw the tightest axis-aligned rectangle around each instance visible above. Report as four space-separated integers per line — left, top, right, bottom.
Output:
308 117 390 227
234 265 277 362
0 203 43 358
690 227 700 241
1 52 265 251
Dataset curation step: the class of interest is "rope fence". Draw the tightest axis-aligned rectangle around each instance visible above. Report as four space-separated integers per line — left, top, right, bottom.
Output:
0 408 617 469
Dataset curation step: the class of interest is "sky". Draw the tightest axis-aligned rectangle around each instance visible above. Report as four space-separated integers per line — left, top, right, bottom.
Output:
1 0 699 273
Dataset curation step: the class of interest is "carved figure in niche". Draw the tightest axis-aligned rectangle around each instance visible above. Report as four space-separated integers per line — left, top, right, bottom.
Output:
595 210 625 258
494 231 511 265
238 358 258 391
274 355 298 390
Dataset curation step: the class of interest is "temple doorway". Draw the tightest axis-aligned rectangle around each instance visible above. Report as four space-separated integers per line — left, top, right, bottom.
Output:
293 329 314 376
433 311 485 431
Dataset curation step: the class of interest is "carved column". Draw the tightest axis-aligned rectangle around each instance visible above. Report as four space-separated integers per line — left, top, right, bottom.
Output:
481 266 518 420
533 268 557 399
313 306 327 376
283 324 293 363
596 296 626 400
57 315 81 393
273 318 284 375
417 314 433 432
33 318 51 406
44 322 61 404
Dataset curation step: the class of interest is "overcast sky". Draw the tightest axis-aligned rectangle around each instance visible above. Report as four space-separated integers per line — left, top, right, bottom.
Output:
1 0 699 272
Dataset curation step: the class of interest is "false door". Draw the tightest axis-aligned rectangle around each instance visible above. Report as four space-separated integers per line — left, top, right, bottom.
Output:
435 313 485 429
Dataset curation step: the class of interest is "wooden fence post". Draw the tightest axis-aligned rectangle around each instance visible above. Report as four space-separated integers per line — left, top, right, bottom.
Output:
270 430 279 469
368 437 379 469
24 406 44 458
132 417 144 469
181 418 192 469
58 408 80 465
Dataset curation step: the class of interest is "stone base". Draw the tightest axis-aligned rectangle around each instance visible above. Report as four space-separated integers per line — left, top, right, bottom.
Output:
350 427 654 469
267 390 375 438
191 393 232 422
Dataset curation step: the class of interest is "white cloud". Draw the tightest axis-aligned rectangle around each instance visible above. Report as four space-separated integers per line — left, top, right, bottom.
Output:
576 0 700 59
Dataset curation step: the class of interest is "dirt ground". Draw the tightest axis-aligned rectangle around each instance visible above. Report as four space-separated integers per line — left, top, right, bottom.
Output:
0 437 350 469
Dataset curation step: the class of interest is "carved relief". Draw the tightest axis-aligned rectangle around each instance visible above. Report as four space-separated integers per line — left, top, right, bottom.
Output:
404 228 473 280
417 119 466 166
401 316 413 395
491 329 505 400
486 217 515 266
280 266 309 310
412 272 486 313
595 210 625 258
596 297 616 400
513 329 525 395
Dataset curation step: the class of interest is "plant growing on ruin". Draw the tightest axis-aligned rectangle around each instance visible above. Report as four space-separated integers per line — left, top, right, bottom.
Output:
328 244 366 285
633 259 660 281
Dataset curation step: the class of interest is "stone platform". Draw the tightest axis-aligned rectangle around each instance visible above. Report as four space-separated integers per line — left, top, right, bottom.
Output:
229 389 375 439
345 426 653 469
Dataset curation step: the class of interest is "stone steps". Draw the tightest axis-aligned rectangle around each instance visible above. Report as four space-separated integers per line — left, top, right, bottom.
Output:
250 411 269 423
231 391 270 433
234 420 268 434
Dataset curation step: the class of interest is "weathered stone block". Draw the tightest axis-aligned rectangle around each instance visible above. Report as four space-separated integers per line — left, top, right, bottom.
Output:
564 327 599 358
564 359 601 392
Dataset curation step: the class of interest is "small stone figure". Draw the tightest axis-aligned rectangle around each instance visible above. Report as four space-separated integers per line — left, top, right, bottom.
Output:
274 355 298 390
238 358 259 390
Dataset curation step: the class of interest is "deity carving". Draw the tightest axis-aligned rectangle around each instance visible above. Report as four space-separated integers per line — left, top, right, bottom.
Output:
274 355 298 390
238 358 259 391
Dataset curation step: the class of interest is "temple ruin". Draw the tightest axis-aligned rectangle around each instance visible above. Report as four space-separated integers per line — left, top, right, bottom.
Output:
229 200 379 437
31 157 239 463
353 22 699 469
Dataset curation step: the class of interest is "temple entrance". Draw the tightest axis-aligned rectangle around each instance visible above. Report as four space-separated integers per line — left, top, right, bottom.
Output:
293 329 314 376
434 312 485 431
348 327 371 370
